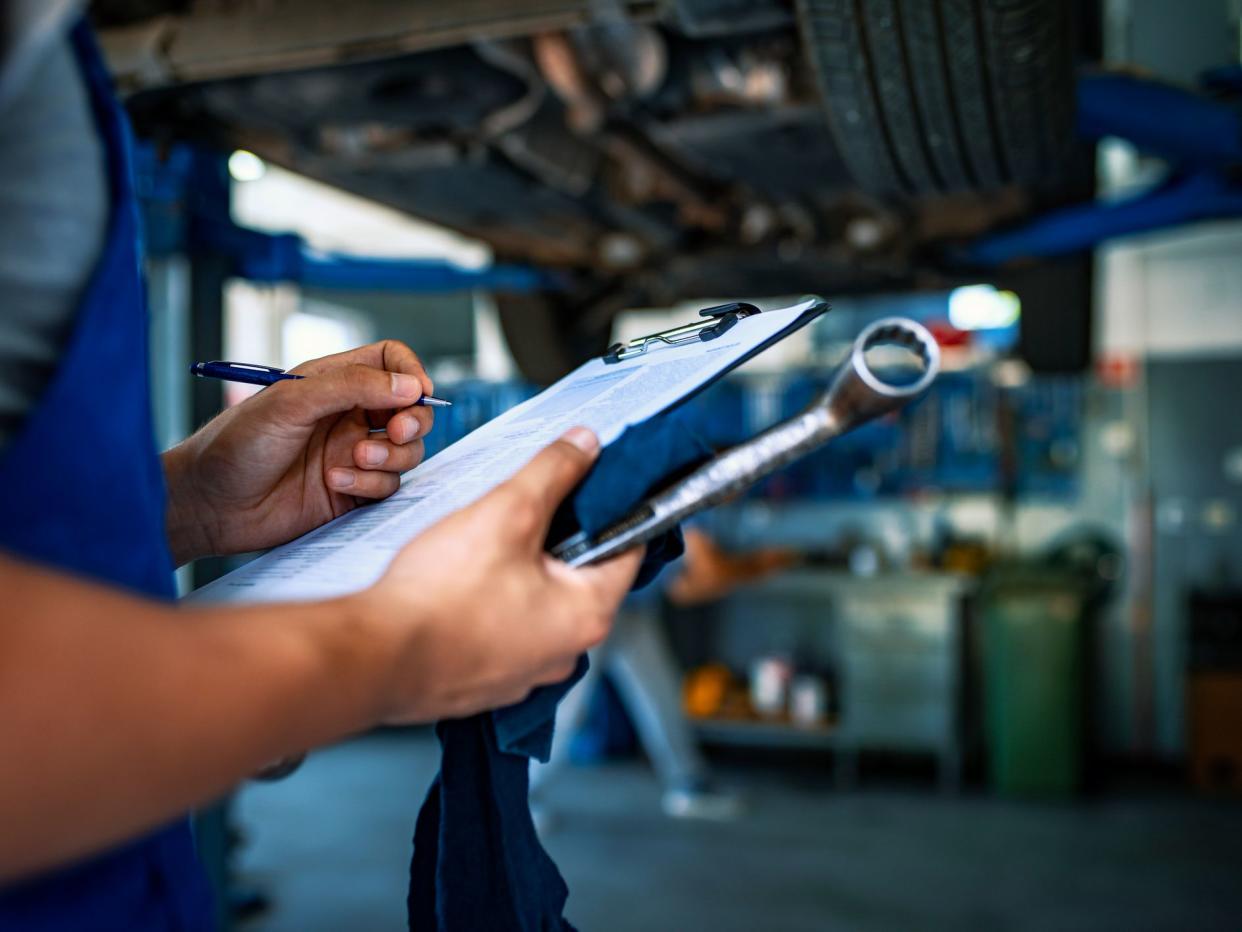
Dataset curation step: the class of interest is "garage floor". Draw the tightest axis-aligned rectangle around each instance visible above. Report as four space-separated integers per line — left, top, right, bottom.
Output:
236 731 1242 932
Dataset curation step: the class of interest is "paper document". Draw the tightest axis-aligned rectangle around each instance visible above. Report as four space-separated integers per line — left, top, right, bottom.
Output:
189 298 819 604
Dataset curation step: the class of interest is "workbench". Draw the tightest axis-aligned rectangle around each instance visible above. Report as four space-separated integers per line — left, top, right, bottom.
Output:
692 569 970 790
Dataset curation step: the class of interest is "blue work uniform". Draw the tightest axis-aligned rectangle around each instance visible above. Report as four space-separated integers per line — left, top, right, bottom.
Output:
0 22 215 932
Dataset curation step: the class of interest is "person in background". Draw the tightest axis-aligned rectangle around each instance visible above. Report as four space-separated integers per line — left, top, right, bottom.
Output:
667 526 799 607
532 525 795 821
0 6 640 928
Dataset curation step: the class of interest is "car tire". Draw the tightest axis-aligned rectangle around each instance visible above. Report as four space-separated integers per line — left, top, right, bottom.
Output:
796 0 1076 197
496 292 614 385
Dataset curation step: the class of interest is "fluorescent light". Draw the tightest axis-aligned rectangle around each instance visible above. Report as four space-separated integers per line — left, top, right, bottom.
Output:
228 149 267 183
948 284 1020 331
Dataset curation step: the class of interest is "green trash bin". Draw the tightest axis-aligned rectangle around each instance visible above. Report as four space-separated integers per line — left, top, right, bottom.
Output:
980 568 1089 798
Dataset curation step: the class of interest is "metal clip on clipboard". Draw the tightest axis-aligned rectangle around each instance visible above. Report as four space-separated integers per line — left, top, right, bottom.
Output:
602 302 761 364
553 316 941 567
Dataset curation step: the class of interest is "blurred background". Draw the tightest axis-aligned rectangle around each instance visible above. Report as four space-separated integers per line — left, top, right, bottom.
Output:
96 0 1242 927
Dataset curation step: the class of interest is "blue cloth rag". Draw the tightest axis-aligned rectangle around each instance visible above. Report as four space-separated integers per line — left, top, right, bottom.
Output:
408 408 710 931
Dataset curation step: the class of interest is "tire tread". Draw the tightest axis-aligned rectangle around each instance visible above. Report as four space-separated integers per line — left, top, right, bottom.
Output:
798 0 1074 196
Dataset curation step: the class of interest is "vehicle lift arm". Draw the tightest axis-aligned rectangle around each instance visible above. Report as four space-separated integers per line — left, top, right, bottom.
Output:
965 68 1242 266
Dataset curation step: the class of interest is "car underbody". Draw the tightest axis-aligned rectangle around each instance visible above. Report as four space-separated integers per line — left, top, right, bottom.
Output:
96 0 1097 380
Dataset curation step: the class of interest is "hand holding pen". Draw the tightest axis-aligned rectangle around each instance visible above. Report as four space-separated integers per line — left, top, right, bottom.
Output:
169 343 442 563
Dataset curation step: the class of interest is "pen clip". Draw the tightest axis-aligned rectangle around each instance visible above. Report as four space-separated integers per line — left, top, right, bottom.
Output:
210 361 288 375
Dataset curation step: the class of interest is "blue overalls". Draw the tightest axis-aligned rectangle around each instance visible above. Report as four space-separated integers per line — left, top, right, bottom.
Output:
0 22 215 931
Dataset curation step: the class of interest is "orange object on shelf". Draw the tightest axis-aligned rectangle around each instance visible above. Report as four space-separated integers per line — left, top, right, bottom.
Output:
683 664 734 719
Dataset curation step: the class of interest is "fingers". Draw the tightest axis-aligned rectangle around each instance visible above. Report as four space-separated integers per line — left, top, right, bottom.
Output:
291 340 433 397
542 545 645 654
501 427 601 535
532 658 580 688
559 546 645 614
267 364 425 426
373 341 435 397
353 437 425 474
326 466 401 499
383 405 434 445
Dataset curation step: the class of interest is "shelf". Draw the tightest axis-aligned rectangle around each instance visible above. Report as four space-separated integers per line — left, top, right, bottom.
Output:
691 717 840 749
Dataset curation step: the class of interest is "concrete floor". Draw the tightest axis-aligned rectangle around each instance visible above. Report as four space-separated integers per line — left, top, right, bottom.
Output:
236 731 1242 932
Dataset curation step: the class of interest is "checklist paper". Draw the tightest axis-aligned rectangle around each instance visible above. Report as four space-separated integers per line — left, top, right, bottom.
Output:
188 298 821 604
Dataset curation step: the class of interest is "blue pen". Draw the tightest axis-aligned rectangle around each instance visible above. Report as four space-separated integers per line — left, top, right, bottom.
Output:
190 361 452 408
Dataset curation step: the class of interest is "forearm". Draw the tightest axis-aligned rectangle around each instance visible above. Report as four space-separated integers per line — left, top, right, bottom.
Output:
0 554 389 883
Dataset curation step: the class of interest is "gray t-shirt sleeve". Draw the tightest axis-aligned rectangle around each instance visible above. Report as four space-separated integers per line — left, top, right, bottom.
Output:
0 34 108 450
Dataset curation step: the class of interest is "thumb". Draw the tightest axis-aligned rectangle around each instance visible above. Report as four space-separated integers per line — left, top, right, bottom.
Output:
265 364 424 425
503 427 601 530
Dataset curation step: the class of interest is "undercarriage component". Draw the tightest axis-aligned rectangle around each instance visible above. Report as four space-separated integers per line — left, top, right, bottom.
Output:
566 13 667 102
648 105 848 204
670 0 793 38
98 0 660 91
532 31 608 133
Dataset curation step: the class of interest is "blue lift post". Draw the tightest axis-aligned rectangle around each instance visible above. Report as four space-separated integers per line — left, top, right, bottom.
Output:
964 69 1242 266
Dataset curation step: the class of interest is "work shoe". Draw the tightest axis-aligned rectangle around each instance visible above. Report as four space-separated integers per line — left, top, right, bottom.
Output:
660 780 744 821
